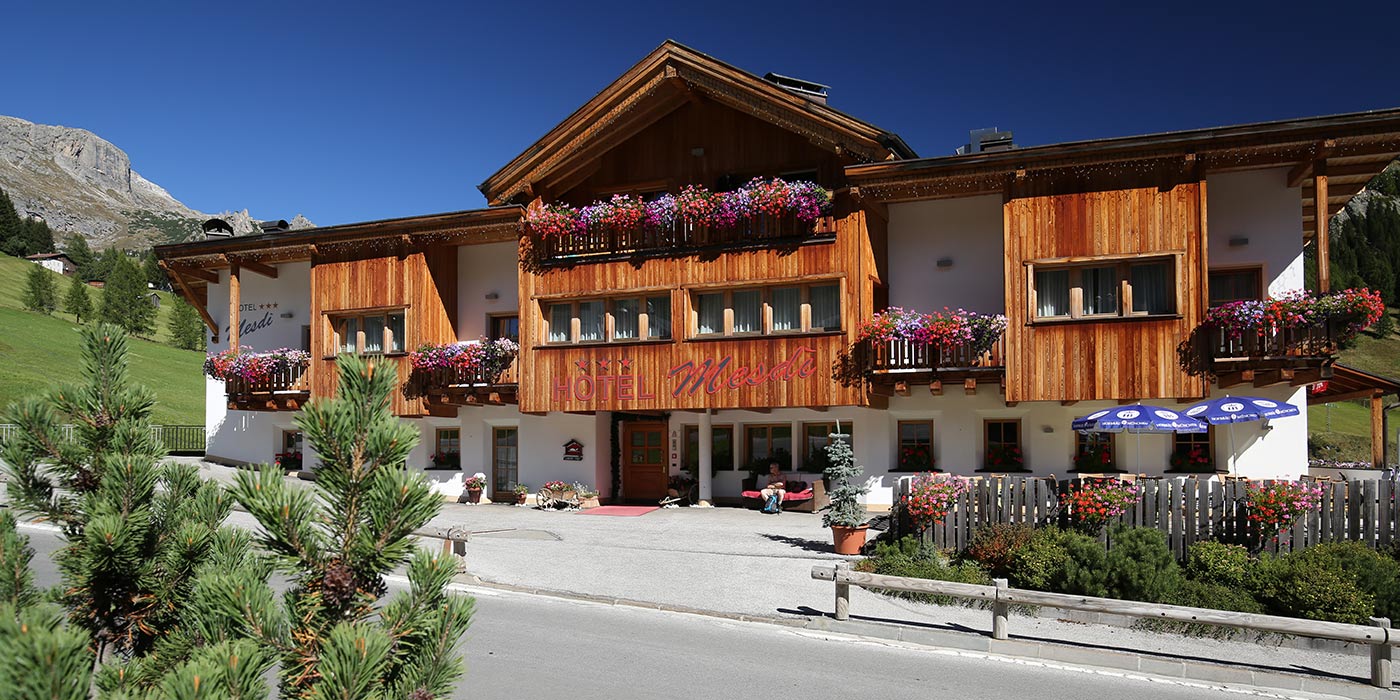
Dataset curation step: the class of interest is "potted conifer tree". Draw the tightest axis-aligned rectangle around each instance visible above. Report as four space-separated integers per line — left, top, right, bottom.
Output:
821 430 870 554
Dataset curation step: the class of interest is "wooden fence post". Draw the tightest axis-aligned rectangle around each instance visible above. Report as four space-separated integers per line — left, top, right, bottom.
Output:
992 578 1009 640
835 561 851 621
1372 616 1392 689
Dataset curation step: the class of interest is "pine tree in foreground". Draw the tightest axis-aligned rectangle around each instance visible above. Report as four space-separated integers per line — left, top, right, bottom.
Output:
222 353 476 700
22 262 58 314
63 274 93 323
0 323 271 697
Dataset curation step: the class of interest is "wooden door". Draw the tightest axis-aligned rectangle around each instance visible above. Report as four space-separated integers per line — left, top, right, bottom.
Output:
491 427 519 500
622 422 667 501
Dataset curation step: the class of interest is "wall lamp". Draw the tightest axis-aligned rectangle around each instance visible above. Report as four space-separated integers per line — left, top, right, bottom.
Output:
279 311 295 319
936 257 954 269
485 292 500 301
1228 236 1250 247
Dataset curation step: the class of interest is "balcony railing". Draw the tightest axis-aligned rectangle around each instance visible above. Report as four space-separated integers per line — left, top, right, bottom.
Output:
225 364 310 410
405 358 519 405
860 335 1007 375
1205 321 1348 362
531 215 836 264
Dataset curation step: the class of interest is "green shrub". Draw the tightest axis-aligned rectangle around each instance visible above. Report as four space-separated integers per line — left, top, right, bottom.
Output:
1251 554 1374 624
1295 542 1400 621
1008 528 1071 591
1184 540 1256 589
965 523 1036 578
1138 580 1267 640
857 536 990 606
1104 526 1185 603
1058 531 1110 597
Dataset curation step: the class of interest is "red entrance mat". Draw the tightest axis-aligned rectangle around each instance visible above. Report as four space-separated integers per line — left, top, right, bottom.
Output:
577 506 658 517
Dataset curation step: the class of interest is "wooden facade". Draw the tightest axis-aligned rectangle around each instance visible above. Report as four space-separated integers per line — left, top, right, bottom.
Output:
1003 182 1209 402
517 209 877 413
309 244 459 417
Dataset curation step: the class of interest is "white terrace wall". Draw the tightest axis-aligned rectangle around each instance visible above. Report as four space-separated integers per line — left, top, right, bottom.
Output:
1206 167 1305 296
457 242 520 340
886 195 1006 315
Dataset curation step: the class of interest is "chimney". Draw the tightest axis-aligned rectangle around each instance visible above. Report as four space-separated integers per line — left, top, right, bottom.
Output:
201 218 234 238
258 219 291 234
762 72 829 105
956 128 1016 155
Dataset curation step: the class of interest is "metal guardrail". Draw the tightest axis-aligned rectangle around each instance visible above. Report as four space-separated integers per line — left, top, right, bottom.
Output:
813 562 1395 688
0 424 205 455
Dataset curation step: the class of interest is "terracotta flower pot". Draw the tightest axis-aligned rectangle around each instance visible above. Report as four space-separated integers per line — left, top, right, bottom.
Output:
579 496 600 509
830 524 869 555
515 493 528 506
466 488 483 504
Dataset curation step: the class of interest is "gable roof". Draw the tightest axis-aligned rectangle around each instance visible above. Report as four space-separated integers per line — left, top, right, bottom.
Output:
478 40 915 205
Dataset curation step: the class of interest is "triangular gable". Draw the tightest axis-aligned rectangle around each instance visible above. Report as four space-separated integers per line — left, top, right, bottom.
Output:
479 40 913 205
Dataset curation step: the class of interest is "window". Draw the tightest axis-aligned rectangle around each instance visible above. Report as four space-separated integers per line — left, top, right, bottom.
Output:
1074 432 1116 471
745 424 792 470
896 421 934 472
1171 428 1215 471
490 315 520 343
492 427 518 495
543 295 673 344
690 282 842 337
436 428 461 457
1029 256 1177 320
333 310 405 354
683 425 734 475
1208 268 1263 307
802 422 853 471
983 419 1023 470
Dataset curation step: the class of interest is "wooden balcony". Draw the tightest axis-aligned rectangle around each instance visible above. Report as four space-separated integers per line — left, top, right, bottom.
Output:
858 335 1007 396
406 358 520 408
226 365 310 411
1203 321 1350 388
529 215 836 266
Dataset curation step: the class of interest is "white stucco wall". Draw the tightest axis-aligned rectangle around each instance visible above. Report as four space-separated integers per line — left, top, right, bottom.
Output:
886 195 1006 314
457 242 520 340
1206 167 1305 296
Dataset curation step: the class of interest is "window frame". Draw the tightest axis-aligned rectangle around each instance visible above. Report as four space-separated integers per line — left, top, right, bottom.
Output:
982 418 1023 470
1073 431 1117 470
1026 253 1182 323
435 428 461 458
744 423 793 469
895 420 935 472
1171 427 1216 466
488 313 520 343
328 308 408 357
683 424 735 475
687 280 844 339
801 422 853 471
539 293 674 346
1207 266 1265 308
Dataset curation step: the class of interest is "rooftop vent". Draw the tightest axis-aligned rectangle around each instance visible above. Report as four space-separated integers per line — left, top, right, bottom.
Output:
201 218 234 238
258 219 290 234
956 127 1016 155
762 72 829 105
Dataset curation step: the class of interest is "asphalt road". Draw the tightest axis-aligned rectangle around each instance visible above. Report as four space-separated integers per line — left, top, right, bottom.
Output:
16 525 1338 700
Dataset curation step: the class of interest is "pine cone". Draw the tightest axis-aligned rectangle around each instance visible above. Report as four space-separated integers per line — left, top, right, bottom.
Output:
70 468 98 493
320 561 357 606
408 689 434 700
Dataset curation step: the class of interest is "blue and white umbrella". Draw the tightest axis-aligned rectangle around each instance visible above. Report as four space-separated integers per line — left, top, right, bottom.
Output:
1072 404 1206 473
1182 395 1301 475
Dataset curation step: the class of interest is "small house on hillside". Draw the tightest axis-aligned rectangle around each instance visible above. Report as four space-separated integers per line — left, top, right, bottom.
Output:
26 253 76 276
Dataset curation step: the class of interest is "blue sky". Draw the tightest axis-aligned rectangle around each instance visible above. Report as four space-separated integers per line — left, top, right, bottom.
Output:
4 0 1397 227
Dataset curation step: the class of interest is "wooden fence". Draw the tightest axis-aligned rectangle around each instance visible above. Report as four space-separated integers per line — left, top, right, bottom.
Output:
0 424 206 456
896 475 1399 557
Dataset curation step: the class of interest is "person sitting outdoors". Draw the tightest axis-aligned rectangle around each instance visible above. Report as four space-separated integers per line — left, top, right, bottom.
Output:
760 460 785 513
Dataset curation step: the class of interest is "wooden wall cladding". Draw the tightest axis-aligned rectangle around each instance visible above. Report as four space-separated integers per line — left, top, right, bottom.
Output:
309 246 459 416
1003 184 1209 402
518 209 875 413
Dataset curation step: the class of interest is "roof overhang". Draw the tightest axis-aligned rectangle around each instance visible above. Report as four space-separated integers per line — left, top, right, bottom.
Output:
1307 364 1400 405
845 108 1400 237
155 206 523 277
478 40 914 205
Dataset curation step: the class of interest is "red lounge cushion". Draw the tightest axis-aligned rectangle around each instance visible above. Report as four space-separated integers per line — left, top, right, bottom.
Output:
741 489 814 502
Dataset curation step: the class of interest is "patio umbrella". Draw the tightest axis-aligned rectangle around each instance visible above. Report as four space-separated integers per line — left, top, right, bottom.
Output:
1072 404 1206 472
1182 396 1301 475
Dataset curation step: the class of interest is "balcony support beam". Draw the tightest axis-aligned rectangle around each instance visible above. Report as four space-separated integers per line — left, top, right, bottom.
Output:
1372 394 1385 469
964 379 977 396
228 262 241 348
1314 162 1330 293
894 381 910 397
1217 370 1254 389
929 380 942 396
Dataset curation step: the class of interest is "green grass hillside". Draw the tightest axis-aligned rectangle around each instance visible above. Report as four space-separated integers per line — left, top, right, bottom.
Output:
0 253 205 425
1307 306 1400 465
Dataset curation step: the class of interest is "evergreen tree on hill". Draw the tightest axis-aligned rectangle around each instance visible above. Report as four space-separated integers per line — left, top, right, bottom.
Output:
100 255 156 336
21 218 54 256
0 188 27 257
167 297 206 351
90 246 123 283
62 234 97 281
63 274 93 323
21 263 57 314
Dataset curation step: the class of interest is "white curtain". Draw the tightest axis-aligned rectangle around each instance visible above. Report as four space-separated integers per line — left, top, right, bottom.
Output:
1131 262 1172 314
1082 266 1118 315
387 312 405 353
363 315 385 353
810 284 840 331
548 304 572 343
339 317 359 353
697 293 724 335
613 299 638 339
1036 269 1070 317
732 290 761 334
771 287 800 331
578 301 604 341
647 296 671 339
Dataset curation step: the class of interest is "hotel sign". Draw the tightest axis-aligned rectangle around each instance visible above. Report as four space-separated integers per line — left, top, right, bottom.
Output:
550 346 819 404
